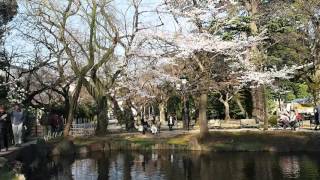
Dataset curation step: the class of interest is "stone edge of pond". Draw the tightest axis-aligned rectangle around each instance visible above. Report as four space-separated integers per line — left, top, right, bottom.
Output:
4 130 320 164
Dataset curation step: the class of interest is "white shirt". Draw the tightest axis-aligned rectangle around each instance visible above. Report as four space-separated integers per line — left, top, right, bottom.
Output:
169 117 173 125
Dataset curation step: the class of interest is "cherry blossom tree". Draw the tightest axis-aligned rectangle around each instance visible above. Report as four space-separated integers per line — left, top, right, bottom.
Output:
130 0 296 135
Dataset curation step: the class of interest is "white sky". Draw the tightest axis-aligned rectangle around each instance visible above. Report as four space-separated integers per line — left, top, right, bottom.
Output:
3 0 188 69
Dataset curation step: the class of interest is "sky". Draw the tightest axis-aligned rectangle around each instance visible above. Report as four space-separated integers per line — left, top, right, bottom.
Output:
4 0 182 64
1 0 165 64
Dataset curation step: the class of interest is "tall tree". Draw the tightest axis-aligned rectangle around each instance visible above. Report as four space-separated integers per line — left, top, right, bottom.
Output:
227 0 299 129
291 0 320 104
134 0 270 135
23 0 118 136
0 0 17 102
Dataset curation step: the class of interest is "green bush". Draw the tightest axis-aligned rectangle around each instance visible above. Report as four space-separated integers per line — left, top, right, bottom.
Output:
269 115 278 126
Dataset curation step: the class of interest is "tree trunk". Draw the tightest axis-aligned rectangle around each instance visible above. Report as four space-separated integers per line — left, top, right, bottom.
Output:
223 102 231 121
182 95 188 129
63 78 83 137
219 93 231 121
251 88 258 119
63 96 70 121
95 96 108 135
235 96 248 118
159 102 166 123
199 93 208 136
110 96 124 124
247 0 260 122
262 85 268 130
124 106 135 131
314 19 320 104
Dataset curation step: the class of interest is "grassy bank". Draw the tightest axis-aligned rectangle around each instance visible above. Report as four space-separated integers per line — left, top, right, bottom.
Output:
45 131 320 155
199 131 320 152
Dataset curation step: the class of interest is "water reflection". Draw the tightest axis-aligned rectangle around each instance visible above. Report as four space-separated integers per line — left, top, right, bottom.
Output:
72 159 98 180
279 156 300 178
15 151 320 180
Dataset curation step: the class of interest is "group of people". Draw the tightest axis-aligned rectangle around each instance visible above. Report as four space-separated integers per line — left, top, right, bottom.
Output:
281 106 320 131
279 110 300 130
136 114 177 135
0 104 26 152
40 110 64 140
137 115 160 135
277 108 320 130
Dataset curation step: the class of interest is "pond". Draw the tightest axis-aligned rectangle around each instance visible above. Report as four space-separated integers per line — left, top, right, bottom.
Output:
5 150 320 180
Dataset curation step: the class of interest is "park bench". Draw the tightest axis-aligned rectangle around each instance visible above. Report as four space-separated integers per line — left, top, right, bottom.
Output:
240 119 259 128
208 119 221 129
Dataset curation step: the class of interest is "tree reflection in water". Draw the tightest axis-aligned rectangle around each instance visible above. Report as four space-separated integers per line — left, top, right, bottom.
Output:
279 156 300 179
97 152 110 180
15 151 320 180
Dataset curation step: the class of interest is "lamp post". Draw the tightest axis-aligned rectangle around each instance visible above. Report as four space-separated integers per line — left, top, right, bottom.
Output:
179 76 189 130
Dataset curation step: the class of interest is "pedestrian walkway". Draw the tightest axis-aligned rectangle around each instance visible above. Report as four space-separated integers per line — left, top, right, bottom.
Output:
0 140 37 157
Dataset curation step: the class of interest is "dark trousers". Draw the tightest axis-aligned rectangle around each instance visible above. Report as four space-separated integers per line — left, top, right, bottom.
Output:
314 119 319 130
0 131 8 150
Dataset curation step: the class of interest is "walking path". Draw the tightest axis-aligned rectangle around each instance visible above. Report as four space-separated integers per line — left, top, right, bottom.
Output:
0 140 37 157
107 127 320 141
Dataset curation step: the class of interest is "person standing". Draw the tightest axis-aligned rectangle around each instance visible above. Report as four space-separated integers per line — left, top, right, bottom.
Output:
40 110 51 140
168 114 174 131
155 116 161 133
289 110 297 130
50 111 63 137
315 106 320 130
11 104 25 146
141 117 147 134
0 105 10 151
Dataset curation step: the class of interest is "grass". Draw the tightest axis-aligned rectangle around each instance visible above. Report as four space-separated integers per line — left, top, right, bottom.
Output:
124 137 156 146
201 131 319 152
167 134 192 145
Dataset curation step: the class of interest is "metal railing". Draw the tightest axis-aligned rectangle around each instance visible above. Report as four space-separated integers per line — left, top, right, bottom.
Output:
70 121 97 136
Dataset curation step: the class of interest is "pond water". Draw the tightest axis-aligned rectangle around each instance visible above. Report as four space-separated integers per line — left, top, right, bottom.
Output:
8 151 320 180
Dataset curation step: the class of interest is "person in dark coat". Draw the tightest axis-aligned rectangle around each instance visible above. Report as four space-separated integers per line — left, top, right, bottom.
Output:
315 106 320 130
49 111 63 137
0 105 10 151
141 117 149 134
